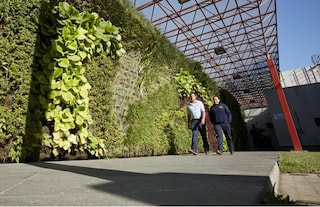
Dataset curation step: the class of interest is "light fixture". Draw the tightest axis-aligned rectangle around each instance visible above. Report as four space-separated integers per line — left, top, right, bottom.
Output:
214 46 226 55
232 74 241 80
178 0 191 4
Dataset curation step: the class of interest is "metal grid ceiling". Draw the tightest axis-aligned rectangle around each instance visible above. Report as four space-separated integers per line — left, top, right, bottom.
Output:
130 0 279 109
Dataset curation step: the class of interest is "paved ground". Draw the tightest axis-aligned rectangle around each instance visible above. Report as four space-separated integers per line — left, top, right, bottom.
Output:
0 151 318 206
279 173 320 205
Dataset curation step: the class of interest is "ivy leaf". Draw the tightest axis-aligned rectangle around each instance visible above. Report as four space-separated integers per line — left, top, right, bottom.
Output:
53 67 63 78
42 54 51 64
79 128 89 140
65 122 75 131
76 105 86 112
67 55 81 62
62 91 74 103
116 48 126 57
62 27 71 40
53 131 61 142
52 148 59 157
115 34 122 41
77 74 87 83
79 88 88 98
67 41 78 51
49 90 61 99
37 74 48 84
76 115 84 125
76 27 88 40
58 58 70 68
39 95 47 107
62 108 74 123
62 140 71 151
87 34 96 41
52 40 64 55
78 51 87 60
65 79 79 87
67 134 77 144
51 80 60 90
40 85 49 95
82 83 92 90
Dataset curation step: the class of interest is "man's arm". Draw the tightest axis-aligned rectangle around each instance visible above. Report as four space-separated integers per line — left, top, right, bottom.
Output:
225 105 232 123
201 110 206 125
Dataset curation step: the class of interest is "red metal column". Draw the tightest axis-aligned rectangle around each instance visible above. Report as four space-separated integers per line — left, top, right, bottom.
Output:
267 55 303 151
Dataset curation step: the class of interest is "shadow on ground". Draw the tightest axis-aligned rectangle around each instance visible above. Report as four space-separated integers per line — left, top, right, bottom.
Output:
28 161 270 205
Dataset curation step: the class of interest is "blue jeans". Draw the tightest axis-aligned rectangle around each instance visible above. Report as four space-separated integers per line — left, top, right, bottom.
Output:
191 119 209 152
214 123 234 151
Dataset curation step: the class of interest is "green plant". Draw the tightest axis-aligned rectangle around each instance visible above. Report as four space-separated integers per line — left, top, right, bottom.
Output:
175 69 212 106
36 2 125 158
279 151 320 174
262 186 295 205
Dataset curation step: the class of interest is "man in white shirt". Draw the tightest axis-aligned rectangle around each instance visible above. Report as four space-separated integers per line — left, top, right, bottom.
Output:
187 92 209 155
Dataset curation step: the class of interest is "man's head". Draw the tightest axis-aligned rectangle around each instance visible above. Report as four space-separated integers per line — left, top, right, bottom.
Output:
189 92 197 103
213 96 220 105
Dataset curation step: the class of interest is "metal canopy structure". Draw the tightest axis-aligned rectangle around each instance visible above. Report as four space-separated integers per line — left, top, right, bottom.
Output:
130 0 279 109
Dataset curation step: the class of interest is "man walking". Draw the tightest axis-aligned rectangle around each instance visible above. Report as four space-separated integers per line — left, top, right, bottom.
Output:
209 96 235 155
187 92 210 155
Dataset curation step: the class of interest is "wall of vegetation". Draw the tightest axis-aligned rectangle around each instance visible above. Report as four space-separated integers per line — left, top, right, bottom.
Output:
0 0 249 163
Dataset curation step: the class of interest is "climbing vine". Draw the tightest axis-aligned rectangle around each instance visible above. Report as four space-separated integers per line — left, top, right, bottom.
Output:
36 2 125 157
175 69 212 106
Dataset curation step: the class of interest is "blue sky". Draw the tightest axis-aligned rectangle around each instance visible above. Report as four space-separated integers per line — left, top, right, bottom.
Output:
277 0 320 71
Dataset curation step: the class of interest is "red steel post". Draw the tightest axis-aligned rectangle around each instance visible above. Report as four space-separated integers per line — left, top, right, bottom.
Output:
267 56 303 151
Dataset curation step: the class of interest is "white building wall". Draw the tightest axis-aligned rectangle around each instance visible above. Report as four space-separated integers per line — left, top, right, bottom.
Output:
265 83 320 149
244 65 320 150
280 64 320 87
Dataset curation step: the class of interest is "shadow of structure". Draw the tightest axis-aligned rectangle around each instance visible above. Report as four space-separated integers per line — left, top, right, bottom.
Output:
28 161 273 206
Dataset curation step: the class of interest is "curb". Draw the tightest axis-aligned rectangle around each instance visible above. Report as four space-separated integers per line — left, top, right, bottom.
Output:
264 161 280 195
269 162 280 194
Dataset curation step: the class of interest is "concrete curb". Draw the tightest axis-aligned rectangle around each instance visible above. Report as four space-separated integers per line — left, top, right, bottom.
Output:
268 162 280 195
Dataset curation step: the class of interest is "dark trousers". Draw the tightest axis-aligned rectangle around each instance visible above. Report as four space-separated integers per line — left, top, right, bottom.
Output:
191 119 209 152
214 123 234 151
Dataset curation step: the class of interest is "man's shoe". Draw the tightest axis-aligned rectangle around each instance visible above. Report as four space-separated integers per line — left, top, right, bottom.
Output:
205 151 209 155
216 150 223 155
230 150 235 155
188 149 197 155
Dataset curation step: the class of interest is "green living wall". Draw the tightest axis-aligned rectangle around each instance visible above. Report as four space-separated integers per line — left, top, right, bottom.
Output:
0 0 248 163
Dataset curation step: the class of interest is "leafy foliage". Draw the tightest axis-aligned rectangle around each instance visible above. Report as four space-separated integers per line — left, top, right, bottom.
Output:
125 82 190 156
0 0 248 162
262 187 295 205
0 0 44 162
36 2 125 158
175 69 213 107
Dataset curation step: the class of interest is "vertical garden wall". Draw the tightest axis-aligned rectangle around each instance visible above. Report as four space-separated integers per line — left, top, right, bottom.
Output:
0 0 249 163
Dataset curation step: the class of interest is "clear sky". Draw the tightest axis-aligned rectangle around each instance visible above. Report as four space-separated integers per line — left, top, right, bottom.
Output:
277 0 320 71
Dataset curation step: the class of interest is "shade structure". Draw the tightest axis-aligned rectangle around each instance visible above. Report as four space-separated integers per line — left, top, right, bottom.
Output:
130 0 279 109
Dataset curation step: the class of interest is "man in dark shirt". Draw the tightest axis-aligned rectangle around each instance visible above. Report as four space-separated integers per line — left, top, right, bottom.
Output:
209 96 235 155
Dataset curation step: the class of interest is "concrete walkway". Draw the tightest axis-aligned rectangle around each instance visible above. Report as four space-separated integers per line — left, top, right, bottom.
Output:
0 151 303 206
0 152 320 206
0 151 280 206
279 173 320 205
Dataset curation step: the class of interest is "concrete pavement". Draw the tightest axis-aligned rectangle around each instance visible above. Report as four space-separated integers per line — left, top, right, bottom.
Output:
0 151 317 206
279 173 320 205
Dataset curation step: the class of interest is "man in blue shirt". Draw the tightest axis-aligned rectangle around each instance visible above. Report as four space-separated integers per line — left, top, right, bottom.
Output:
209 96 235 155
187 92 209 155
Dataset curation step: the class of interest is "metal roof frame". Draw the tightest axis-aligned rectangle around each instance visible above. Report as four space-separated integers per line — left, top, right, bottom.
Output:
130 0 279 109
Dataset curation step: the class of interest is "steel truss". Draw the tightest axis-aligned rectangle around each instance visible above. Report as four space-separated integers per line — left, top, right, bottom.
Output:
130 0 279 109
